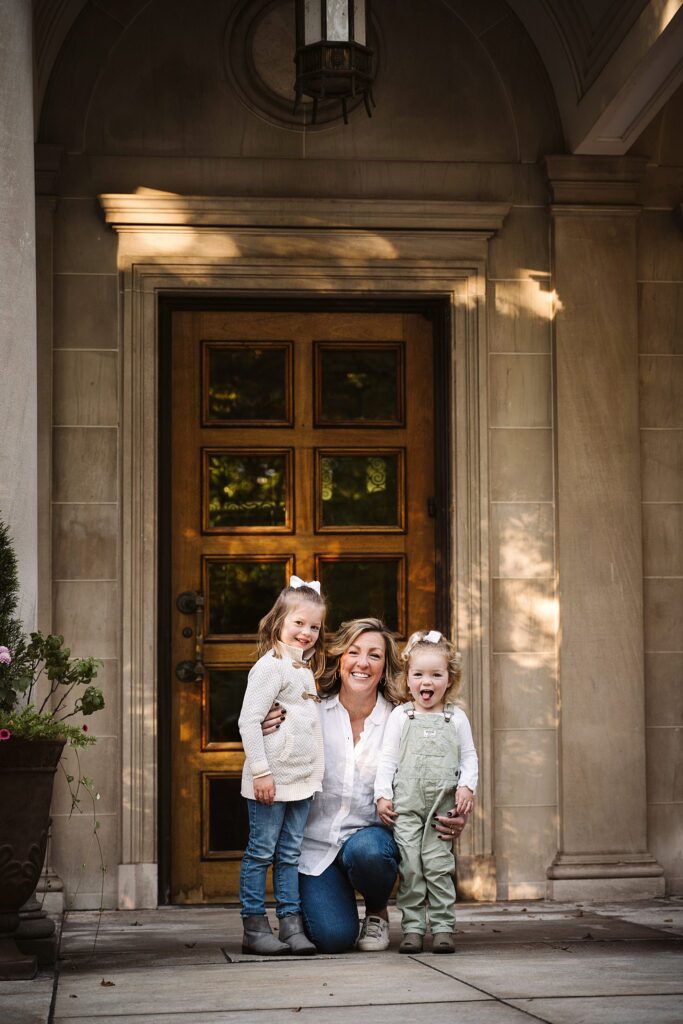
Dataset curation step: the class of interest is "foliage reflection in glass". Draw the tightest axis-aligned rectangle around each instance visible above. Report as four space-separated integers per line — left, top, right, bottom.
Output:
207 560 288 636
206 344 290 423
320 558 402 632
320 452 401 528
206 451 289 529
318 344 402 424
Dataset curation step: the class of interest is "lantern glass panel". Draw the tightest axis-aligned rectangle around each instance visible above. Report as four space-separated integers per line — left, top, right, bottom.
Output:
304 0 322 44
354 0 366 45
326 0 349 41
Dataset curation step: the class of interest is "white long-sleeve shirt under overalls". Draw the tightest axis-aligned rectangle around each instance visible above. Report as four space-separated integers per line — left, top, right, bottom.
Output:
375 701 478 934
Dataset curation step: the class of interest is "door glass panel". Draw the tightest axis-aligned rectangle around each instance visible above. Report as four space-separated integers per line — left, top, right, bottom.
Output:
204 450 292 532
317 556 405 633
204 667 249 747
316 343 403 424
318 450 403 530
204 775 249 856
204 342 292 425
205 557 291 637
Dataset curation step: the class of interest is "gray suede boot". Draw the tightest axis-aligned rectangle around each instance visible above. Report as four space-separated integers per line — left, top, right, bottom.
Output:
241 915 290 955
279 913 317 955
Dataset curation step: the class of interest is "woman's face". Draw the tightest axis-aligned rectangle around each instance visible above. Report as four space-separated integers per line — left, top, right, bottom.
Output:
338 631 386 700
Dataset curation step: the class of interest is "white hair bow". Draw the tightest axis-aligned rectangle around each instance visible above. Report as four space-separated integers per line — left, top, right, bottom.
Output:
289 575 321 595
423 630 442 643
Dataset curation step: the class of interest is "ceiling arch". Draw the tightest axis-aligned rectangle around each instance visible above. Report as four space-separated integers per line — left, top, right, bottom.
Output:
33 0 683 154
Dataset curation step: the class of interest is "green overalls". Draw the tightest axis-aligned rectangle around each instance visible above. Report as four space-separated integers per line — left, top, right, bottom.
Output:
393 702 460 934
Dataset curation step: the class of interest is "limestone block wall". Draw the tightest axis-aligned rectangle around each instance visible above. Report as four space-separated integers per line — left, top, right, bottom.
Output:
487 216 559 900
49 197 120 908
639 202 683 896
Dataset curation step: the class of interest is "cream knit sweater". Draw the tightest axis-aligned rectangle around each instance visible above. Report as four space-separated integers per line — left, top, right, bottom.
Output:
238 643 325 802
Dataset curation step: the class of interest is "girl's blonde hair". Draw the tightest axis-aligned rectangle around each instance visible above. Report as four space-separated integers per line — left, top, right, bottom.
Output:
397 630 463 704
257 585 327 678
318 617 402 704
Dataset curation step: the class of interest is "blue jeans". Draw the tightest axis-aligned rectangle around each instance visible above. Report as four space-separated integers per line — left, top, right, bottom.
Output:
240 798 311 919
299 825 399 953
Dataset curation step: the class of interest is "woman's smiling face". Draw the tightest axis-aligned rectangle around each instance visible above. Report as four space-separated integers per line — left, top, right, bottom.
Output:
338 631 386 698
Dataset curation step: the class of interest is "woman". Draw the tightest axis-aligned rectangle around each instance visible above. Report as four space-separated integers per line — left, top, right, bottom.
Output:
264 617 468 954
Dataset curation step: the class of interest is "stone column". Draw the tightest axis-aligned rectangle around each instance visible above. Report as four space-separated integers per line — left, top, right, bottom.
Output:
545 156 664 899
0 0 37 629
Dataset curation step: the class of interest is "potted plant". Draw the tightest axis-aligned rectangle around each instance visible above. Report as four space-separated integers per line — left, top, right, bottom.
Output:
0 518 105 979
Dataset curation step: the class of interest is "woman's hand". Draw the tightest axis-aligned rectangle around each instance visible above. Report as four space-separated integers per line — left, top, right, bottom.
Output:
432 809 468 841
376 797 397 828
261 702 285 736
455 786 474 815
253 774 275 804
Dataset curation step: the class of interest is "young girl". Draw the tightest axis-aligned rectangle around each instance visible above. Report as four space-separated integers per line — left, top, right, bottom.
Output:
238 576 326 956
375 630 478 954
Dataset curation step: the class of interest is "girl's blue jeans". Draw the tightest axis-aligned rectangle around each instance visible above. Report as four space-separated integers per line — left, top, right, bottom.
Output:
239 797 311 919
299 825 399 953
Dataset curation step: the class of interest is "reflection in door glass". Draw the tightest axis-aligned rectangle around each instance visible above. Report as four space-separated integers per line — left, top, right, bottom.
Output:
319 452 401 528
317 344 402 424
206 451 290 530
319 557 403 632
206 559 289 636
206 668 249 745
205 343 291 423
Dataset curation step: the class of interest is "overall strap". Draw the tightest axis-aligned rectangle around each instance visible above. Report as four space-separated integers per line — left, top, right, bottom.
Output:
402 701 416 720
443 702 455 723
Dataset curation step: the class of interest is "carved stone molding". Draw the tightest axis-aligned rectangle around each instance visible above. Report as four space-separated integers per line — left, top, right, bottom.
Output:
544 154 648 207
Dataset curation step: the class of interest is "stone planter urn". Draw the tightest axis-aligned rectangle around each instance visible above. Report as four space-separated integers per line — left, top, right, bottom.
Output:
0 738 65 979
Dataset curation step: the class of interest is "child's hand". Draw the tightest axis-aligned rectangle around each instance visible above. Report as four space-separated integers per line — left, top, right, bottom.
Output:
254 774 276 804
455 786 474 815
376 797 397 827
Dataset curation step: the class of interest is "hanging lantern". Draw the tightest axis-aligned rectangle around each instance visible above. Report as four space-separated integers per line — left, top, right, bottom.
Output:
294 1 375 124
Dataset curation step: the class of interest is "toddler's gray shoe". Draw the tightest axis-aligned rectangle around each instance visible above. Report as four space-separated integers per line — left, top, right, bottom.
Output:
399 932 423 953
431 931 455 954
242 914 290 955
279 913 317 955
357 915 390 951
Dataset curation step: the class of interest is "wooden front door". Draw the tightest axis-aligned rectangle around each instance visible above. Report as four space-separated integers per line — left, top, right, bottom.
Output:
169 309 438 902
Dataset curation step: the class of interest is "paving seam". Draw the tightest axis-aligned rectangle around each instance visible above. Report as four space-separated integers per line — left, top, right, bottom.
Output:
47 963 61 1024
50 998 497 1020
407 955 556 1024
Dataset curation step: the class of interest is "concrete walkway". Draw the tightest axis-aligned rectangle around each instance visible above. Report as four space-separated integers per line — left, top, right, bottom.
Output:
3 899 683 1024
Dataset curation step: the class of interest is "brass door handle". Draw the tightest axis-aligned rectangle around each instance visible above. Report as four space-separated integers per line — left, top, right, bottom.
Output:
176 590 205 681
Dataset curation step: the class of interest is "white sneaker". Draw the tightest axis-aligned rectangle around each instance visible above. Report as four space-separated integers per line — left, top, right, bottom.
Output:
357 914 390 951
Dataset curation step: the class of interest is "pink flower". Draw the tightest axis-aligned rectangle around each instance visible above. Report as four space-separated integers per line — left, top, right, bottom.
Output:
0 646 11 666
82 724 89 732
0 728 11 741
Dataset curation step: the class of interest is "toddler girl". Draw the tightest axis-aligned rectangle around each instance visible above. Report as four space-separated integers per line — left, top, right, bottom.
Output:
238 576 326 956
375 629 478 954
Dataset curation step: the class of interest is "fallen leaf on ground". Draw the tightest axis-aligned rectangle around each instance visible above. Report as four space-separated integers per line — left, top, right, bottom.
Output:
582 933 594 940
663 918 673 922
185 942 196 948
69 994 78 999
492 928 501 933
100 979 115 987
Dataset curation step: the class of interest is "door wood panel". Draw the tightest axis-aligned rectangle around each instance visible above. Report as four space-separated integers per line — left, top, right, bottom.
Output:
170 310 437 902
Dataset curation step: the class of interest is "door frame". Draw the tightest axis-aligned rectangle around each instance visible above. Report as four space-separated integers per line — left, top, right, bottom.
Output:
99 193 509 907
158 297 452 904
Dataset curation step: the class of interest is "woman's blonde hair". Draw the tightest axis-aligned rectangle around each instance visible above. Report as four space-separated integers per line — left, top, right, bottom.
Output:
257 585 327 678
397 630 463 704
318 617 402 704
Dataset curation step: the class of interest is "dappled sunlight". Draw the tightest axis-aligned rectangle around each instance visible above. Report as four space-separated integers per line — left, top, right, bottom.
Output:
659 0 683 31
495 273 563 322
495 507 554 578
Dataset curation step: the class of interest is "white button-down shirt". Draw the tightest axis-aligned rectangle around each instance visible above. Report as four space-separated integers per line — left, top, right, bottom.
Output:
299 691 394 876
